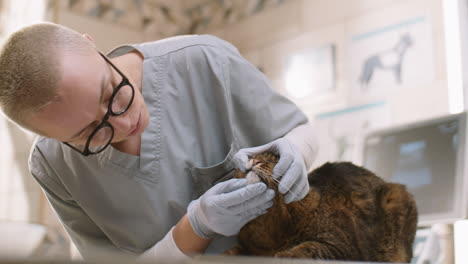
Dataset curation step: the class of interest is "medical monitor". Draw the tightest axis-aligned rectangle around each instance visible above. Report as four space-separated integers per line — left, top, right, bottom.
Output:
362 112 468 226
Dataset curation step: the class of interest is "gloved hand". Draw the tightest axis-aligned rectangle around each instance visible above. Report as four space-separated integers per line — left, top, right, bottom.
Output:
233 137 309 204
187 178 275 239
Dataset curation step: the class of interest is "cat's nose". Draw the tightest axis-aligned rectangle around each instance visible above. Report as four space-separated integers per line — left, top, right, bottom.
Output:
246 159 261 170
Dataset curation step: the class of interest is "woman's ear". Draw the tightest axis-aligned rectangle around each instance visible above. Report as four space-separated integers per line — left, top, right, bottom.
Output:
82 33 94 42
82 33 96 49
83 33 96 47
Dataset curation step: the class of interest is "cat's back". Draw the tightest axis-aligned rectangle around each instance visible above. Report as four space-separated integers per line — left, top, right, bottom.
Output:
298 162 417 262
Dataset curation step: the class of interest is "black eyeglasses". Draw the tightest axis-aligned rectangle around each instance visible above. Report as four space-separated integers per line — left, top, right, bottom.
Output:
63 52 135 156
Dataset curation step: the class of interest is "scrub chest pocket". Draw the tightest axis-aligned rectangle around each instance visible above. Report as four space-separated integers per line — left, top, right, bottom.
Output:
189 142 239 199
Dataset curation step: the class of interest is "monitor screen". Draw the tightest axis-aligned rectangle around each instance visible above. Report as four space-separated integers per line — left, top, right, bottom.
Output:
363 112 468 226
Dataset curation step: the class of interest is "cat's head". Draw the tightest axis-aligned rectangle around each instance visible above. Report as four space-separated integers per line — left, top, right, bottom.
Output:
235 152 280 190
309 162 386 197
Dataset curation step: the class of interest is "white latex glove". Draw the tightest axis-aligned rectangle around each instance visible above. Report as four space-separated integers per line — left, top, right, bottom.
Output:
187 178 275 239
233 137 309 204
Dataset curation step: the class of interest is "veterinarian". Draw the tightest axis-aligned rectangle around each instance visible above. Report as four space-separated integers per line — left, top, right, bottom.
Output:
0 22 317 260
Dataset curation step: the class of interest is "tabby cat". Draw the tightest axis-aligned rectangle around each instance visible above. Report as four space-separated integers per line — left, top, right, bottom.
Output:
225 152 418 262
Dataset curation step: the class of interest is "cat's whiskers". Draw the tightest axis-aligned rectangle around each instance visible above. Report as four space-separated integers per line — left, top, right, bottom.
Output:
250 160 306 206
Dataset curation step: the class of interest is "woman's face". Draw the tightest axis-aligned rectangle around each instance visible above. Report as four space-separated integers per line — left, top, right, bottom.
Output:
28 50 149 149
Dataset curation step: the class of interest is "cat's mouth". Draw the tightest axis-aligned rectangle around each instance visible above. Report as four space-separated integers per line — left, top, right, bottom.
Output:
245 159 275 187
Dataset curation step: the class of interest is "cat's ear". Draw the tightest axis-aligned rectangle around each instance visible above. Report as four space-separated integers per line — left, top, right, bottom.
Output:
377 183 409 211
376 183 418 262
376 183 418 232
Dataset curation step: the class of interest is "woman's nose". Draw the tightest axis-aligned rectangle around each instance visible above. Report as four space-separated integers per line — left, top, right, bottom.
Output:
107 114 132 133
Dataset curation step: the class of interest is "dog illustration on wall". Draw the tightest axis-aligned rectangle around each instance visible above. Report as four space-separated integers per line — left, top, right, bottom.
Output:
359 33 413 89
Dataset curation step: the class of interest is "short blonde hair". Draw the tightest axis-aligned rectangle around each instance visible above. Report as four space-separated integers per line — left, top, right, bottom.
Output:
0 22 95 134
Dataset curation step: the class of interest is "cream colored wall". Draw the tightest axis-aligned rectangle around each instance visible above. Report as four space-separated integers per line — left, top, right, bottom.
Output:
208 0 449 125
56 9 147 53
0 119 40 223
0 0 45 225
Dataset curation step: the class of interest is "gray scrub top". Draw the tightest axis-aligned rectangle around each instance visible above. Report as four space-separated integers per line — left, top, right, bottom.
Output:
28 35 308 258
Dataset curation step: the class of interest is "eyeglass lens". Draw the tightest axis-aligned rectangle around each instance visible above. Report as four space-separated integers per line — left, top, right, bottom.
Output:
111 83 133 114
67 84 133 154
88 126 113 153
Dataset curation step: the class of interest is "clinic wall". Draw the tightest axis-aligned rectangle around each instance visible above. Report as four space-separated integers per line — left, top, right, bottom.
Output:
0 118 41 223
56 9 147 53
207 0 449 126
0 0 46 224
